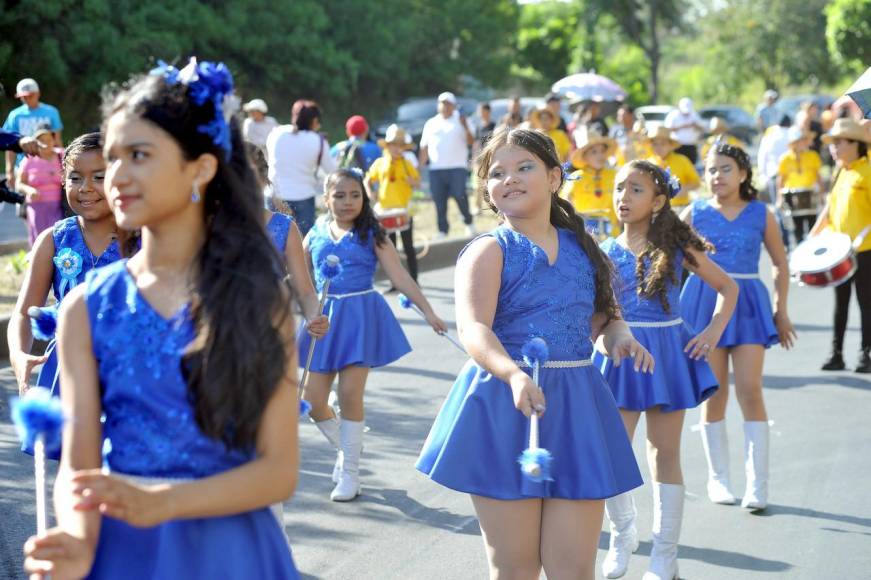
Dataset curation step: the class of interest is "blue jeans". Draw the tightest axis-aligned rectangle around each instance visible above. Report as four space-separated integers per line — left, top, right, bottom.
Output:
429 168 472 234
268 196 316 237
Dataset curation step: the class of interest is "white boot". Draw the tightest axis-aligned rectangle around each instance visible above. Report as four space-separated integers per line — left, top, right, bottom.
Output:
601 492 639 578
331 419 364 502
741 421 769 510
642 483 684 580
314 416 342 483
700 420 736 504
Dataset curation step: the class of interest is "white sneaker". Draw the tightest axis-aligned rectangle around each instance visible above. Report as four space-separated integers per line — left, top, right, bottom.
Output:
434 232 447 241
465 224 477 237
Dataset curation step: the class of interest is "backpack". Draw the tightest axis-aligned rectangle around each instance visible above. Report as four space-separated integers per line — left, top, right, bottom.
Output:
337 140 367 170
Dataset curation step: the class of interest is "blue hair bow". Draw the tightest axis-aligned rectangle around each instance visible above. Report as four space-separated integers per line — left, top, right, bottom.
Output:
663 168 681 199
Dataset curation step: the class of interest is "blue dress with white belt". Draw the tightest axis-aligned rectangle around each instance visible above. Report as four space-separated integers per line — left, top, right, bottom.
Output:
680 199 778 347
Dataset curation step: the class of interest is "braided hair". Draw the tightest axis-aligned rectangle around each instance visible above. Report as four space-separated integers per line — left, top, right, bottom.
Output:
707 142 758 201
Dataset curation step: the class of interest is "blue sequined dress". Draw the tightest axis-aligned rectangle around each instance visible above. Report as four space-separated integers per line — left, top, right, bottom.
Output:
593 238 718 411
680 199 778 347
298 220 411 372
25 217 121 458
81 261 298 579
267 212 293 252
416 227 642 500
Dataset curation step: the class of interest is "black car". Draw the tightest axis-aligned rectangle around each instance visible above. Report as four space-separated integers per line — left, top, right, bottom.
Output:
698 105 758 143
375 96 478 145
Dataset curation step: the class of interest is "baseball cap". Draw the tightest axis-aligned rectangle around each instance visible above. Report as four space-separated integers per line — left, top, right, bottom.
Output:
438 92 457 105
345 115 369 137
764 89 779 100
242 98 268 113
678 97 694 114
15 78 39 98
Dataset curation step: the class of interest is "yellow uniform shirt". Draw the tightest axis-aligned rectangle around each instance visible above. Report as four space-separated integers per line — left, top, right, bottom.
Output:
366 154 420 209
700 134 743 160
647 152 700 206
614 137 653 168
547 129 572 163
561 165 619 233
827 156 871 253
777 149 822 190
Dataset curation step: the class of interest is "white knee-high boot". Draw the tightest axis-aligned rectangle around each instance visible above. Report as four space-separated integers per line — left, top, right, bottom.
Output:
601 492 639 578
700 420 736 504
331 419 364 502
314 416 342 483
642 483 684 580
741 421 769 510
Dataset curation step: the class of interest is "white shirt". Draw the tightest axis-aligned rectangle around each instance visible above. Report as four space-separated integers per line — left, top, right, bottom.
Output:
757 125 791 182
266 126 336 201
420 112 469 170
664 109 702 145
242 116 278 148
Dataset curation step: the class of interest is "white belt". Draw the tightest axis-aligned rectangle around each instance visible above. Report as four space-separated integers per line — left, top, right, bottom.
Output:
326 288 377 299
514 358 593 369
729 272 760 280
626 318 683 328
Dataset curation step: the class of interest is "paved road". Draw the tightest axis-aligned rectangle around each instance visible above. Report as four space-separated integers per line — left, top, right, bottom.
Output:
1 263 870 579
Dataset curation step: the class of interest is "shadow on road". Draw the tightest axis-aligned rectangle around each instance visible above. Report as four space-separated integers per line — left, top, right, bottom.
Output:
764 374 871 391
750 503 871 529
362 488 480 536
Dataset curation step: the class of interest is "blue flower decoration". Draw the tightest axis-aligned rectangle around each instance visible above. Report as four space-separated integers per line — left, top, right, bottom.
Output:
54 248 83 280
663 168 681 199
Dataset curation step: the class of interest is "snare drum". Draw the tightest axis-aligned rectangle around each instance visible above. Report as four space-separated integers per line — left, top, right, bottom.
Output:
789 233 857 287
581 211 612 241
377 208 411 233
782 189 817 217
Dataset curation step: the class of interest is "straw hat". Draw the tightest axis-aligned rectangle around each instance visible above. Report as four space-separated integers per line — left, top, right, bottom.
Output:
644 124 680 149
570 126 617 166
378 124 414 150
822 118 871 144
529 104 556 128
708 117 729 134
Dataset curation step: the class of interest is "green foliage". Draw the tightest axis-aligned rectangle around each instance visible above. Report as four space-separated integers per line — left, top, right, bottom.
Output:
515 1 583 92
826 0 871 71
6 249 28 276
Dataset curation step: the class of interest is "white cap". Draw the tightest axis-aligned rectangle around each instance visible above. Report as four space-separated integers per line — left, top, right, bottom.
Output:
243 98 268 113
764 89 779 101
438 91 457 105
678 97 694 114
15 78 39 98
786 126 807 144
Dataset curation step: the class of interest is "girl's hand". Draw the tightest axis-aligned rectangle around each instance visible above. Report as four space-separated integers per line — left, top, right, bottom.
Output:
71 470 173 528
425 312 449 335
23 528 93 580
509 371 546 418
774 311 797 350
305 314 329 339
11 350 48 396
684 325 723 361
610 335 655 373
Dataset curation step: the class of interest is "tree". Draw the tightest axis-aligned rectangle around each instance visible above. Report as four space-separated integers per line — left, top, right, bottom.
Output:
827 0 871 72
515 1 584 90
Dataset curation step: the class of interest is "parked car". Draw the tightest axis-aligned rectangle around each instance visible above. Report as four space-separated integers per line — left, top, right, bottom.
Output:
775 94 836 124
374 96 478 144
635 105 673 126
698 105 758 143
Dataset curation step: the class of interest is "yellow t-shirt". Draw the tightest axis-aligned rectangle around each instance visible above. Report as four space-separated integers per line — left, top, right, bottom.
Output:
700 134 743 160
827 156 871 253
778 149 822 190
561 166 619 232
647 152 700 206
547 129 572 163
366 154 420 209
614 137 653 168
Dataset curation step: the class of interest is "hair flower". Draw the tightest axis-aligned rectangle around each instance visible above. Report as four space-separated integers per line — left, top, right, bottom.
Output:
663 168 681 199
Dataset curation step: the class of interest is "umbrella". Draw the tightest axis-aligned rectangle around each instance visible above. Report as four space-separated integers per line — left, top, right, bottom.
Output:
846 66 871 120
551 73 627 103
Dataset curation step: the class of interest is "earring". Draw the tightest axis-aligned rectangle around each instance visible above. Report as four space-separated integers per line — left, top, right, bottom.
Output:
651 211 659 224
191 183 201 203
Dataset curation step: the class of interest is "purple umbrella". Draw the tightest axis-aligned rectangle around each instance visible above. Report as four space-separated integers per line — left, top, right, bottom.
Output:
551 73 626 103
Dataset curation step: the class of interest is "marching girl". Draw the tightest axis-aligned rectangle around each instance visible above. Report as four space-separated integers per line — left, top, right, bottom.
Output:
593 160 738 579
417 128 653 579
7 133 122 456
680 143 796 511
301 168 447 502
23 59 301 578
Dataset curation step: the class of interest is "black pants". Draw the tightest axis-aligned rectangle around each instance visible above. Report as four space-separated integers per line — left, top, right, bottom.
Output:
676 144 698 165
388 218 418 281
791 214 816 245
833 250 871 351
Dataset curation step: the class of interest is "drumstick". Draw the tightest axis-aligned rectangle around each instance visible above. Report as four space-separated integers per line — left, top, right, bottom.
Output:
300 255 341 398
397 293 466 354
518 338 553 483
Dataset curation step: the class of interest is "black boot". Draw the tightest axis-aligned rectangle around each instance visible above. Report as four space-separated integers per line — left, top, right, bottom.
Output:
856 348 871 374
822 349 846 371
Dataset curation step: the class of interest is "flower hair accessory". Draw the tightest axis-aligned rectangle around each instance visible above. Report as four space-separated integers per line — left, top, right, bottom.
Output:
150 58 239 159
663 168 681 199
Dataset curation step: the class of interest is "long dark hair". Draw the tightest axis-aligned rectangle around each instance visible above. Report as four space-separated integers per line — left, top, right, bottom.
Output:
103 72 291 450
324 169 388 247
624 160 712 313
476 128 620 321
707 142 758 201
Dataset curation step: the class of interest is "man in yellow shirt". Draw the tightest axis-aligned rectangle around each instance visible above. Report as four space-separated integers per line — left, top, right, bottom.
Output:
533 105 572 163
366 124 421 282
777 126 824 244
561 126 619 238
645 124 700 209
810 118 871 372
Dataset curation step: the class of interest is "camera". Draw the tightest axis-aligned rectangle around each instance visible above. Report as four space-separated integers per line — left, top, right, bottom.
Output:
0 178 26 205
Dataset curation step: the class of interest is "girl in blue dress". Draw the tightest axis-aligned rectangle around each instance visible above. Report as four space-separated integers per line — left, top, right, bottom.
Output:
680 143 796 511
300 168 447 502
593 160 738 580
23 59 300 579
417 129 653 579
7 132 122 458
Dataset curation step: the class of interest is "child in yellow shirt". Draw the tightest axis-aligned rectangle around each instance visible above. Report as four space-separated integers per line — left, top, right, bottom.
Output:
365 124 421 282
777 126 823 244
561 126 619 238
645 124 700 208
700 117 745 160
533 105 572 163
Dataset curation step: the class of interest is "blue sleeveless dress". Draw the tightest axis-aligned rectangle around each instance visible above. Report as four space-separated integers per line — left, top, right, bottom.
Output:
82 261 298 579
593 238 718 412
416 227 642 500
24 217 121 458
680 199 778 348
267 211 293 252
298 220 411 372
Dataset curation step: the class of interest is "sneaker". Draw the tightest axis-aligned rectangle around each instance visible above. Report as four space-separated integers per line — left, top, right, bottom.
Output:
434 232 447 241
465 224 477 237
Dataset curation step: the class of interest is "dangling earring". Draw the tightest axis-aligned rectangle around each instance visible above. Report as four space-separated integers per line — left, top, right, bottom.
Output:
191 183 201 203
651 211 659 224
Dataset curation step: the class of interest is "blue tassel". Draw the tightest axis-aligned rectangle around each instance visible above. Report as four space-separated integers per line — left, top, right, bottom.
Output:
28 306 58 341
299 399 312 417
518 448 554 483
398 293 413 310
11 387 64 454
521 337 550 367
318 255 342 280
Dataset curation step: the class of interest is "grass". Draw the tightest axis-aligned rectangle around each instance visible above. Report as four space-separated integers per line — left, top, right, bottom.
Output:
0 250 27 317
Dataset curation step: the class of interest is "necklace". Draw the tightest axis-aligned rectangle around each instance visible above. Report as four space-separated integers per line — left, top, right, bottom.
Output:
77 218 118 269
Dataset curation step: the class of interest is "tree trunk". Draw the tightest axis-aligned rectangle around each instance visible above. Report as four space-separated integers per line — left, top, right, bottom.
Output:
648 0 660 103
